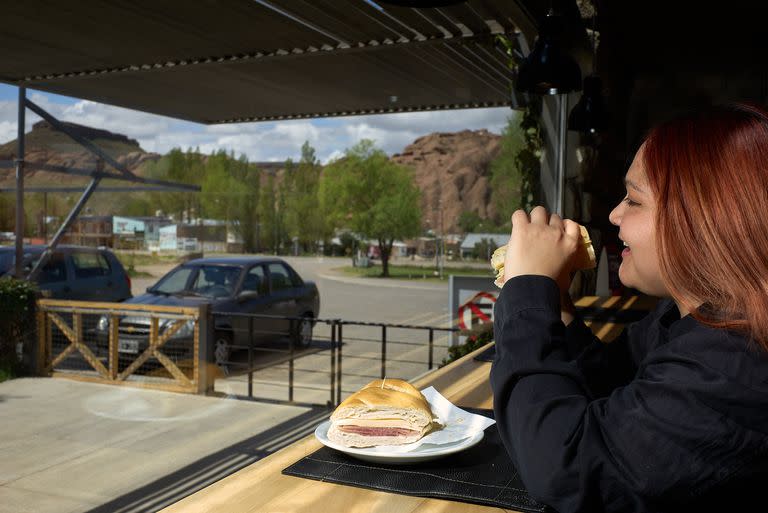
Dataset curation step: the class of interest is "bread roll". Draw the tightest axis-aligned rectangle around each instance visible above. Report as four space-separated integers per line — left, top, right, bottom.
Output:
328 378 437 447
491 225 596 288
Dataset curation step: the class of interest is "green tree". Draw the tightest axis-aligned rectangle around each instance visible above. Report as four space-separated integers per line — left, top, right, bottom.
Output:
490 115 525 226
200 150 261 253
320 140 421 277
283 141 325 253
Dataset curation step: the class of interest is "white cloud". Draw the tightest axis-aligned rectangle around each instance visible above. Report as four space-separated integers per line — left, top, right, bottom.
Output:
0 88 515 163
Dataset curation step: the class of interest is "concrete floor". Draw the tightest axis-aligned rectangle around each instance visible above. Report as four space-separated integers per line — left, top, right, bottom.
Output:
0 378 327 513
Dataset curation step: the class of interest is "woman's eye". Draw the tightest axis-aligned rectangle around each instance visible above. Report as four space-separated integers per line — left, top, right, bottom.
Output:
623 196 640 207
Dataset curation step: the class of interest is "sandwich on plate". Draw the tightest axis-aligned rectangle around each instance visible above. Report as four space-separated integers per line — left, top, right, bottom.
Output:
328 378 439 448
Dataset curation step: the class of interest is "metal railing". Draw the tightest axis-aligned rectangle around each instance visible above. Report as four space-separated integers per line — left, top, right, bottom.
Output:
210 311 459 408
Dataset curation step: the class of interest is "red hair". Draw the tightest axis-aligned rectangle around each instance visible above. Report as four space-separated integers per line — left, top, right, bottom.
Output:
641 103 768 349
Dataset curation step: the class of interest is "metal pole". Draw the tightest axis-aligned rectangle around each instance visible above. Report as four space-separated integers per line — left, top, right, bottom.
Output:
248 316 254 399
14 86 26 278
336 322 342 404
28 175 102 282
428 328 434 370
381 325 387 379
556 94 568 216
330 321 336 406
288 319 295 402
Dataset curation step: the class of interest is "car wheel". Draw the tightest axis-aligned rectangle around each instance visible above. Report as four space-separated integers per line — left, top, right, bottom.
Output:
294 315 314 349
213 332 232 372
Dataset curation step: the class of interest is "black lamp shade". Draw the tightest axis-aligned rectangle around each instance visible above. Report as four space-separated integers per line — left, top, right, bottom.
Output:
516 13 582 95
568 75 609 133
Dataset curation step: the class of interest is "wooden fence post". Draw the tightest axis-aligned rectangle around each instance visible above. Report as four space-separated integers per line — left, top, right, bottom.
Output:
196 303 214 395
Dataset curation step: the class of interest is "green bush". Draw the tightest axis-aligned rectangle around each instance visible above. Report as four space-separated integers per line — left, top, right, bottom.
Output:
0 277 38 381
440 323 494 367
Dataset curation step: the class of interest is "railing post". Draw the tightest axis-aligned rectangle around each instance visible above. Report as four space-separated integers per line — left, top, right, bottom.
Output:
329 321 336 407
109 313 119 379
196 303 214 395
288 318 295 402
337 321 343 405
428 328 434 370
247 316 254 399
35 303 46 375
381 325 387 379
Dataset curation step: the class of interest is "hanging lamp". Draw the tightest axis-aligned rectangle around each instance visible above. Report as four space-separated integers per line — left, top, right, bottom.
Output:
568 14 609 133
516 10 582 95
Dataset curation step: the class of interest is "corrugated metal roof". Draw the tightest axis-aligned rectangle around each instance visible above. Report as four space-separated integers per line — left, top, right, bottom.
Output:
460 232 508 249
0 0 585 123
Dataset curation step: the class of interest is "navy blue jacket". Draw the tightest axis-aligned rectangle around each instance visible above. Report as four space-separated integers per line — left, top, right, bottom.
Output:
491 275 768 513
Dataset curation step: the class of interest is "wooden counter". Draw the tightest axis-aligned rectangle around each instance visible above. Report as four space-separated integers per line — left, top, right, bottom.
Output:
160 295 656 513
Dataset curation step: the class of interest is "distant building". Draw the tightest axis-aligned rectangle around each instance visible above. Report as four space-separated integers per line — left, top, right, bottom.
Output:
158 220 240 253
460 233 509 259
61 215 113 247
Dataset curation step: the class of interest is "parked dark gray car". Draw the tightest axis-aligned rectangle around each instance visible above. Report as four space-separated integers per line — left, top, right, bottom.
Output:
0 245 132 301
99 257 320 367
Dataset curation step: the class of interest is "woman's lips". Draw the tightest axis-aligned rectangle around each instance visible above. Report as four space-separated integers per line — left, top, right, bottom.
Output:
621 247 631 257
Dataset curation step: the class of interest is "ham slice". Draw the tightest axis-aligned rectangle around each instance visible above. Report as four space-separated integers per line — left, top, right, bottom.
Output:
338 425 418 437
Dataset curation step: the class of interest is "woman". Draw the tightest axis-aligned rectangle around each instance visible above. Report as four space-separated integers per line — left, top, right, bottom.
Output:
491 103 768 513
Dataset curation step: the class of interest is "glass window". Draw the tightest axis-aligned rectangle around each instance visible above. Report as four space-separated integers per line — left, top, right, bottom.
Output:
190 265 240 298
268 263 293 291
72 252 111 278
242 266 266 294
154 267 194 294
39 253 67 284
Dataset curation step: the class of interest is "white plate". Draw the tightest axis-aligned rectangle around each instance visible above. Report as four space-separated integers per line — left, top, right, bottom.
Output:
314 420 485 465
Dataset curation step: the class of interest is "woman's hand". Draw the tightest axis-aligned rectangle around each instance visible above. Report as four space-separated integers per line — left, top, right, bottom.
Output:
503 206 582 295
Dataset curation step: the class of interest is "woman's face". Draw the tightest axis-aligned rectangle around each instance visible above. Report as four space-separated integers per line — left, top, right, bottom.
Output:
608 148 670 297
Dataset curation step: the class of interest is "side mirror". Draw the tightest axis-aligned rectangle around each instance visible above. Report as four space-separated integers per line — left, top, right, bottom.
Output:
146 287 153 293
238 290 259 302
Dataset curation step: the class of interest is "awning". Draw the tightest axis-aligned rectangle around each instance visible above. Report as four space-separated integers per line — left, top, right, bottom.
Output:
0 0 586 123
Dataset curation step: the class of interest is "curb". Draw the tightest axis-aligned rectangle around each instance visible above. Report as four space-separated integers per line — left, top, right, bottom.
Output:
316 272 447 291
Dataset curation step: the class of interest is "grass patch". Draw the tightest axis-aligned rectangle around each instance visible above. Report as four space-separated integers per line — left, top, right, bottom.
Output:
338 264 493 281
126 268 154 278
115 252 183 267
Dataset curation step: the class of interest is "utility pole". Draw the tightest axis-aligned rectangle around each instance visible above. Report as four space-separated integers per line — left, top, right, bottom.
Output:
14 86 26 278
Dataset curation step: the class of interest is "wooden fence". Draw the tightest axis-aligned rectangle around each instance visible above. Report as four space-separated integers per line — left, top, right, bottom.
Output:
36 299 214 394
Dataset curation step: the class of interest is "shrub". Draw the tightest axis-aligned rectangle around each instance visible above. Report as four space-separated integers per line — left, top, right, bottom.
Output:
440 322 494 367
0 277 38 381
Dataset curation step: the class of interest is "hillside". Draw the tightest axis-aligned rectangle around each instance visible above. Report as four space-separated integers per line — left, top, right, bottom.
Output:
392 129 502 233
1 122 504 231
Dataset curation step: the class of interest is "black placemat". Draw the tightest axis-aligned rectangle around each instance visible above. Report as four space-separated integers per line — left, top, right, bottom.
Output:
282 409 549 512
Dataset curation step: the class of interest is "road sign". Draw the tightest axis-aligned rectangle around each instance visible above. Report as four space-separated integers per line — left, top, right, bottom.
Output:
457 291 497 330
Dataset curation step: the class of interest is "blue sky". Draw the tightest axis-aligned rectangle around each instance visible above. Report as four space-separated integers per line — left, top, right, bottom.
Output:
0 83 514 163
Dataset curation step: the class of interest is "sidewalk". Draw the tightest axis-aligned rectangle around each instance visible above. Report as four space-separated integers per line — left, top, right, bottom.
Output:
0 378 327 513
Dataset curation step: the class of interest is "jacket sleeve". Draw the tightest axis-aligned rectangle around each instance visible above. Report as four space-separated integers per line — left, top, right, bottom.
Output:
490 275 734 513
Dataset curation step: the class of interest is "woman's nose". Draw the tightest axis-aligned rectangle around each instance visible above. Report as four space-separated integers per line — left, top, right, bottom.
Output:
608 203 622 226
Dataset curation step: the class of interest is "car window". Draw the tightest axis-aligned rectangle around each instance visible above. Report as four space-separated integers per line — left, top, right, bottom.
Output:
242 266 267 294
38 253 67 284
267 263 293 292
154 266 194 294
0 251 13 275
190 265 240 298
72 251 111 278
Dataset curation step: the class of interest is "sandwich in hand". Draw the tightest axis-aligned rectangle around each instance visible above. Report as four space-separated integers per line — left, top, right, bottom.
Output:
328 378 438 448
491 225 597 288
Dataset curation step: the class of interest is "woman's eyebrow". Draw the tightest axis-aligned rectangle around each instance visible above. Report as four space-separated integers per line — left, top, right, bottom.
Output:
624 178 646 194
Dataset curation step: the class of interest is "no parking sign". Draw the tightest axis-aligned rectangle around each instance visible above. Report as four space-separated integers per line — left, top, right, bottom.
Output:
457 291 497 330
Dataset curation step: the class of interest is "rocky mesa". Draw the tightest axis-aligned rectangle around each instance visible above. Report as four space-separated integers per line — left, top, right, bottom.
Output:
392 129 502 233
